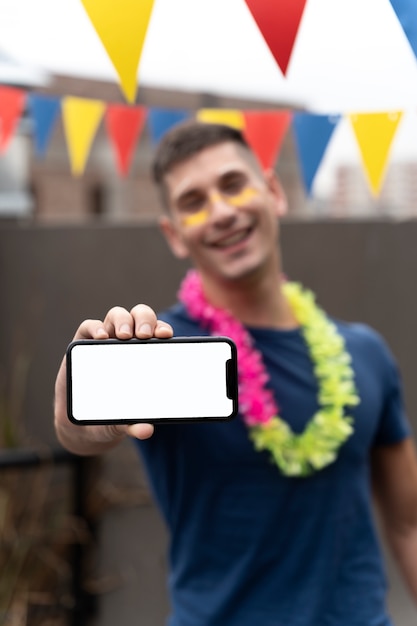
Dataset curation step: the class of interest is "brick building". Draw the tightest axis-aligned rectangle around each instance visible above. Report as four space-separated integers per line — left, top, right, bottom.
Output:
1 72 308 223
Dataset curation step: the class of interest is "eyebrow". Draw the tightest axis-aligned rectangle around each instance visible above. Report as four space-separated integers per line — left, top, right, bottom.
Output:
174 166 249 201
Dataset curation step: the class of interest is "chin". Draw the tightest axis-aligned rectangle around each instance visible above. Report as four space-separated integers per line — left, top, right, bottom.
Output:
198 249 273 284
213 261 265 284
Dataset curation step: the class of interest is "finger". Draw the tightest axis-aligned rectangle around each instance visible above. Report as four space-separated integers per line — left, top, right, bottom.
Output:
130 304 159 338
74 319 109 341
103 306 134 339
154 319 174 339
127 423 155 440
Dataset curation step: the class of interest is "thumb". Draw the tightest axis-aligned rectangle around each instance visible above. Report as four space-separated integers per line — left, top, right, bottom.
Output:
127 423 155 440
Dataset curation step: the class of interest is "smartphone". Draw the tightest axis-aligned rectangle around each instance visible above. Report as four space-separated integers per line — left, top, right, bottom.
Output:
66 337 238 424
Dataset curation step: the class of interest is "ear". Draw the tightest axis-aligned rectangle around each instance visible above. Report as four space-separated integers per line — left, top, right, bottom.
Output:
159 216 190 259
264 169 288 217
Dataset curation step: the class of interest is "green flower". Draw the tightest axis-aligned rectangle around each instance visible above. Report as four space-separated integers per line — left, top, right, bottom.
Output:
248 282 359 477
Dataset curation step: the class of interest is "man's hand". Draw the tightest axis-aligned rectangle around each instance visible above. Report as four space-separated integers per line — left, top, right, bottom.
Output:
54 304 173 455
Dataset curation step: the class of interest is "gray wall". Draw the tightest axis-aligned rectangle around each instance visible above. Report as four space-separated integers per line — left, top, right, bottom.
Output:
1 221 417 624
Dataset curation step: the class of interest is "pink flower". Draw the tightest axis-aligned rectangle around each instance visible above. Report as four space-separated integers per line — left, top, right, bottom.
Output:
178 270 280 427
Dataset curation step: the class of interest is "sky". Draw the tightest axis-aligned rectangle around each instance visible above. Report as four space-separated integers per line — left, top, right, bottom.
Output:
1 0 417 112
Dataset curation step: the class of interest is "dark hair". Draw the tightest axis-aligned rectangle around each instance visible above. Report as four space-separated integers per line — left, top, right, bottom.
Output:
151 121 255 208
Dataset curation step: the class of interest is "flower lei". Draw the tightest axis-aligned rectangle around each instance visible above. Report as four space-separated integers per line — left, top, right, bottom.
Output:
178 270 360 477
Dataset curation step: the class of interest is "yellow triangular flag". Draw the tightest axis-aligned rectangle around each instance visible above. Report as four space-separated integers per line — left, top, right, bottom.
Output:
197 109 245 130
80 0 155 103
62 97 105 176
348 111 403 196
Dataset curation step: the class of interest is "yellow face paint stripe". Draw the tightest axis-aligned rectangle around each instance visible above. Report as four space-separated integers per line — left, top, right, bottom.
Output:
181 209 210 227
227 186 259 207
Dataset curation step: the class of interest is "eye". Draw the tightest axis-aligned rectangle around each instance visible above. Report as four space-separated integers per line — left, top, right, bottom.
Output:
177 192 207 213
220 173 247 196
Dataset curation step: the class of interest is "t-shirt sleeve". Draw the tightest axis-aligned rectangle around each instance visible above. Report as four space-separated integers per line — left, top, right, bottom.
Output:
158 303 210 338
372 334 412 446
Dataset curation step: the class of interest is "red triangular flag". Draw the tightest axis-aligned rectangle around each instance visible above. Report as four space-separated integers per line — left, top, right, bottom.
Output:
243 110 292 169
105 104 147 176
244 0 307 75
0 87 26 153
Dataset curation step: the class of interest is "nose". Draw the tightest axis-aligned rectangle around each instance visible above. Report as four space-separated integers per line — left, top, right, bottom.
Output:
208 191 237 225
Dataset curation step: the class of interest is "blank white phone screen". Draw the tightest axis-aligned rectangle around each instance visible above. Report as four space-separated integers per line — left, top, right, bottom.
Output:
69 340 235 421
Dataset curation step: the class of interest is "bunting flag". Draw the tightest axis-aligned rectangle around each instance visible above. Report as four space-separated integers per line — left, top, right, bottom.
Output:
388 0 417 59
0 80 413 197
348 111 403 196
0 86 26 153
27 94 61 157
243 110 292 169
105 104 147 176
80 0 155 103
147 108 190 144
292 113 340 195
197 108 245 129
62 97 105 176
244 0 308 75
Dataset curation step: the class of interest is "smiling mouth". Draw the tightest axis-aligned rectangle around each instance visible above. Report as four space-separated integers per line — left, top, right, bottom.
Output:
210 226 253 249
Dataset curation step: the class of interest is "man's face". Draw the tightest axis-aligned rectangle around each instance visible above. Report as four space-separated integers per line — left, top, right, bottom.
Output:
160 141 287 283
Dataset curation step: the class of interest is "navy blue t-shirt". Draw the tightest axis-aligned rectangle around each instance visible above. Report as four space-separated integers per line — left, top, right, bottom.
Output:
134 303 411 626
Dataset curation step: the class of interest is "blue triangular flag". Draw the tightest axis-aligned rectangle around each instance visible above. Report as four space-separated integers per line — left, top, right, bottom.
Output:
28 94 61 157
147 108 190 144
292 113 340 195
389 0 417 59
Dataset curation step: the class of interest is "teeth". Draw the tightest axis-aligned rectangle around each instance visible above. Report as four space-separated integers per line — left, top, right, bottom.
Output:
216 231 247 248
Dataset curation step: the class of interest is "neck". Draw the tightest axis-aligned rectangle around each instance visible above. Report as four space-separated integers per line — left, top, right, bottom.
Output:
200 268 298 330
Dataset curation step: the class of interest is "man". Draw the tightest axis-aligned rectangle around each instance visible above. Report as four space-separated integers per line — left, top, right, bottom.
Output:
54 122 417 625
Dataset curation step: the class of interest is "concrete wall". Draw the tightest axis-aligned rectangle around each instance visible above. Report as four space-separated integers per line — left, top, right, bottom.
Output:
1 221 417 624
